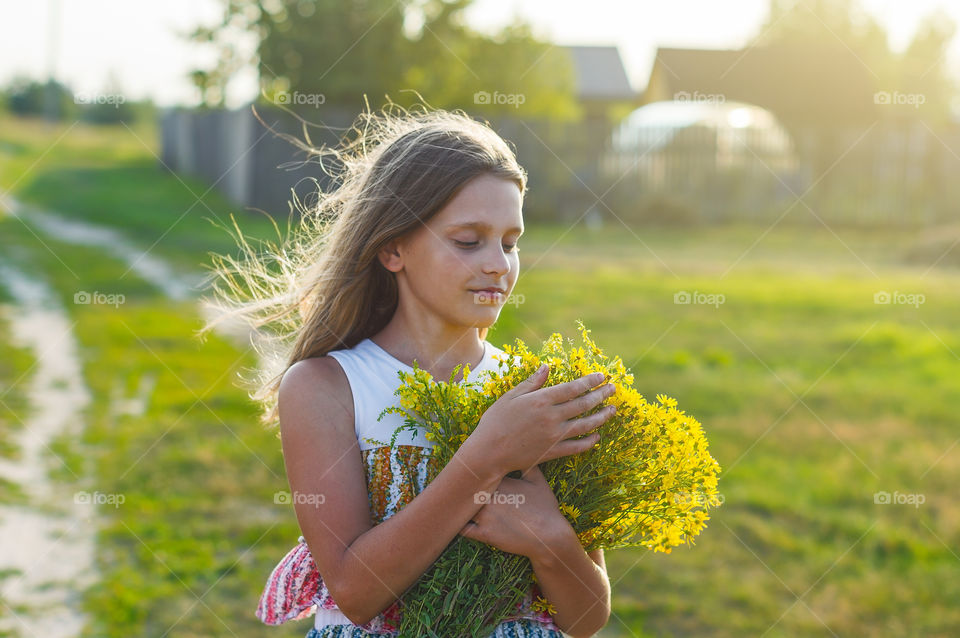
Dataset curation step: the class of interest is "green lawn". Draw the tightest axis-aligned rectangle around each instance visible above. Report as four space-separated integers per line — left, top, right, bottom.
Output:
0 113 958 637
0 113 282 273
0 313 33 502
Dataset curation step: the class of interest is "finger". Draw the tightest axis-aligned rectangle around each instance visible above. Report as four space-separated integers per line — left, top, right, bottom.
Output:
563 403 616 437
539 432 601 463
554 382 616 421
507 364 550 396
523 403 611 468
539 371 607 406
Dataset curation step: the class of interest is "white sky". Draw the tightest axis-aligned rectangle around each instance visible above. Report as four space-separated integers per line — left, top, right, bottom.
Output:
1 0 958 108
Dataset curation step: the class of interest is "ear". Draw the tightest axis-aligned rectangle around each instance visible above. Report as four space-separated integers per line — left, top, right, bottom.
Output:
377 237 404 273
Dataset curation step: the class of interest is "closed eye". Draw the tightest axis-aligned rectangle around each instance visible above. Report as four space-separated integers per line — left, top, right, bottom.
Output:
454 240 518 252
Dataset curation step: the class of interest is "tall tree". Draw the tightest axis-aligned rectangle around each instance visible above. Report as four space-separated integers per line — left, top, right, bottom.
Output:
753 0 957 125
897 10 957 125
187 0 579 118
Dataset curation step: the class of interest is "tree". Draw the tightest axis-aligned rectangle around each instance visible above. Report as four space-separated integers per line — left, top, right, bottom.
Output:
401 15 580 119
186 0 579 118
753 0 957 125
896 10 957 125
5 76 75 120
78 72 139 124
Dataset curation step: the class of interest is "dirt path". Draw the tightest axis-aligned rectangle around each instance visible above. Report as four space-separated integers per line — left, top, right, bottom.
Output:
0 197 264 637
4 194 259 355
4 194 199 300
0 264 97 638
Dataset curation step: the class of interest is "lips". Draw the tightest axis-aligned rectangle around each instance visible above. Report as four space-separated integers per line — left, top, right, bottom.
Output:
470 288 506 304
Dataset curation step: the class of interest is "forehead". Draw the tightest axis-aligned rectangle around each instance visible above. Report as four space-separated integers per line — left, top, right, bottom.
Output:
434 175 524 231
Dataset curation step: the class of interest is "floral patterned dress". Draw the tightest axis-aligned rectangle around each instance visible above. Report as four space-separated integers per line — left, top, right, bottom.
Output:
256 444 563 637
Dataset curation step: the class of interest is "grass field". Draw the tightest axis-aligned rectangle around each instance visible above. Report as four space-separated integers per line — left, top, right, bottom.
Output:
0 314 33 502
0 113 958 637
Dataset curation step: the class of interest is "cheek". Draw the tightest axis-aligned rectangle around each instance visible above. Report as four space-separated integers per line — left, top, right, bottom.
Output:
413 241 464 274
508 254 520 282
435 247 475 277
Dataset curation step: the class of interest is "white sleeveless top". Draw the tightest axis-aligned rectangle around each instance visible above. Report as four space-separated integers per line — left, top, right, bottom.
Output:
313 337 509 630
260 337 559 635
327 337 507 451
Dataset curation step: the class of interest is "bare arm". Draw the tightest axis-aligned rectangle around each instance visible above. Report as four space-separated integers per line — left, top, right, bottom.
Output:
459 466 612 637
531 534 610 638
278 357 503 625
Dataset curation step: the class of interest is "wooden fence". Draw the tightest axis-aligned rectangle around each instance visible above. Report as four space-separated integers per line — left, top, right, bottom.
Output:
160 104 960 228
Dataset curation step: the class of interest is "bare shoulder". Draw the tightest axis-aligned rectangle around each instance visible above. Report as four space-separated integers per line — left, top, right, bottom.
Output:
276 355 371 606
278 356 354 430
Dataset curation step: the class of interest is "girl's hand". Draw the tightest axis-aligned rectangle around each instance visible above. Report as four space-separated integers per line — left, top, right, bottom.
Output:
458 464 572 560
459 365 617 477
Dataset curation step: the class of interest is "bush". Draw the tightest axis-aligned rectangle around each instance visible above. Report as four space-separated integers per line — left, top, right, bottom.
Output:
5 77 75 119
602 177 702 227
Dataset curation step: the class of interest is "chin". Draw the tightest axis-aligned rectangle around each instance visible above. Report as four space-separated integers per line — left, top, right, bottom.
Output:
468 307 502 324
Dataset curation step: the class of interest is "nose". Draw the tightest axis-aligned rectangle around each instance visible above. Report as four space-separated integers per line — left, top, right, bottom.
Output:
481 243 512 277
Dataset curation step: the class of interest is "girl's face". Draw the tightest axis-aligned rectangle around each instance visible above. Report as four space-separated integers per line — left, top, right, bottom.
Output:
380 173 523 332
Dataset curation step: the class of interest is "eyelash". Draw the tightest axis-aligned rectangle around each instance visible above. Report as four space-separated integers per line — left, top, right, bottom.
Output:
454 240 518 252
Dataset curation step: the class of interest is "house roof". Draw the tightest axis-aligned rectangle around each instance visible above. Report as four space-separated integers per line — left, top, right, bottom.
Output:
563 45 637 101
646 45 880 125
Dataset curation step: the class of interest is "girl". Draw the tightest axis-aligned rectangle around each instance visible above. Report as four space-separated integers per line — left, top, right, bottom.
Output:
207 105 615 637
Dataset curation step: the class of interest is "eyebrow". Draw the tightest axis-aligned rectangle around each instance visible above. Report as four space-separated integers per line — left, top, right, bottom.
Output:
444 222 524 233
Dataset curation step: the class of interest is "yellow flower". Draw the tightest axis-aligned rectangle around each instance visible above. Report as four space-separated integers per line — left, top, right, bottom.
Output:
558 503 581 521
379 319 722 590
531 595 557 616
656 393 678 408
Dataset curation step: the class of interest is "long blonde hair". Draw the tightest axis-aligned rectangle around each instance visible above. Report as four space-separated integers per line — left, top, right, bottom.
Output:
202 102 528 425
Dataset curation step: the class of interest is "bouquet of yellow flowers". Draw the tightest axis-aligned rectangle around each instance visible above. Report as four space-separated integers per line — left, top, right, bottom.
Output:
372 320 722 637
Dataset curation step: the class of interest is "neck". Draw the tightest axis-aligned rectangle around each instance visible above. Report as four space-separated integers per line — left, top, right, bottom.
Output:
370 316 485 384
